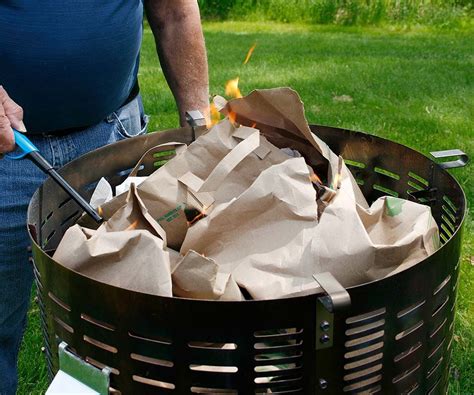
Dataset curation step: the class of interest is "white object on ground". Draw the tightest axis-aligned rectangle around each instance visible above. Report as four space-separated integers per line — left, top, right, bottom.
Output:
46 370 100 395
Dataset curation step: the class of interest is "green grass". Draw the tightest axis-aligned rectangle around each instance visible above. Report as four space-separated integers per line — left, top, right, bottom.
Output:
198 0 473 28
17 21 473 394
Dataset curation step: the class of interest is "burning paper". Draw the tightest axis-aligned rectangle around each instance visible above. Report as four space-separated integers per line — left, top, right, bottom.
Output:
58 87 439 301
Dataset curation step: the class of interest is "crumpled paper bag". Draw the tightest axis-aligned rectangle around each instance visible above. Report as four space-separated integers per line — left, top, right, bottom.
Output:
178 88 439 299
97 122 292 250
181 157 320 299
53 184 172 296
172 250 244 300
63 87 439 301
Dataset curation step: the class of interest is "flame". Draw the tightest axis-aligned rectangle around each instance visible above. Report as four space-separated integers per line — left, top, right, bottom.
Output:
206 43 257 129
228 111 238 126
205 102 222 129
97 206 103 217
125 219 139 231
309 172 322 184
243 43 257 65
225 77 242 99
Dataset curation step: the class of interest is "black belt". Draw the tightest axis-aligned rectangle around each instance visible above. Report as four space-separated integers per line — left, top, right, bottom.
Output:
31 81 140 137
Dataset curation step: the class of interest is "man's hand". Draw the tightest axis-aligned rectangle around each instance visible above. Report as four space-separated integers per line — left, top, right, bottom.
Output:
0 86 25 155
145 0 209 126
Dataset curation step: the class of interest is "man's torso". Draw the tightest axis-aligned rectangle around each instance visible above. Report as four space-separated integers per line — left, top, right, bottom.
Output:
0 0 143 133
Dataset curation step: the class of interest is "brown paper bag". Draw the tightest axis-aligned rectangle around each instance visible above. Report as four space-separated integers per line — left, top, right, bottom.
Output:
178 88 439 299
171 250 244 300
98 121 292 250
181 157 320 300
307 172 439 288
53 185 173 296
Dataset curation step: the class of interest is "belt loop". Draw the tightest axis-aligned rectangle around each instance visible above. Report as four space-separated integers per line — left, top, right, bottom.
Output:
106 113 116 123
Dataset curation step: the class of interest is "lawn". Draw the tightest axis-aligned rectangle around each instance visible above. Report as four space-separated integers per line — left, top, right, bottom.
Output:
17 21 473 394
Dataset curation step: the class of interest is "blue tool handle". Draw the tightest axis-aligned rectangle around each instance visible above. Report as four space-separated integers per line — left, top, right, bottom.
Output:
5 129 39 160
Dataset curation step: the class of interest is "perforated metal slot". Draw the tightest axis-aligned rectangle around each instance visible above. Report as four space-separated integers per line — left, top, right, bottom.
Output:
44 230 56 246
190 365 238 373
81 313 116 332
344 309 386 393
83 335 118 354
191 387 237 394
132 375 175 390
397 300 426 319
372 184 399 197
406 171 430 200
129 331 172 345
344 159 366 169
392 362 421 385
109 386 122 395
428 337 446 361
394 342 422 364
374 166 400 180
53 316 74 334
48 292 71 312
395 320 424 341
128 330 174 389
253 328 304 394
188 342 237 350
408 172 429 187
58 197 72 208
439 196 459 244
41 211 54 228
154 149 177 168
85 356 120 375
433 275 451 296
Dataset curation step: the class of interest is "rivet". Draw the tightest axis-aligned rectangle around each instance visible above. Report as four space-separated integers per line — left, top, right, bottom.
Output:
320 334 330 344
320 321 330 331
319 378 328 389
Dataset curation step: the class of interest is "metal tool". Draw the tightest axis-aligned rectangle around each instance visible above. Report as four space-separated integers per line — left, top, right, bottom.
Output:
7 129 103 223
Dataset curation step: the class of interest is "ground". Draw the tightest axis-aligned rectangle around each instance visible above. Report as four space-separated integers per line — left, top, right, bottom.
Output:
17 21 473 394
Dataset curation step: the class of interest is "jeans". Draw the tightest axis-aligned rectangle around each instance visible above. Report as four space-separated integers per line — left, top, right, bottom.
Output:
0 95 148 395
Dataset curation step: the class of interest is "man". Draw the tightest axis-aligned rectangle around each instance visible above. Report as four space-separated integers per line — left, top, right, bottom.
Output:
0 1 209 393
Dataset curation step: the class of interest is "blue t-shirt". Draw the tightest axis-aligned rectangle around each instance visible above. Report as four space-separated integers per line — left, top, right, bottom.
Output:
0 0 143 133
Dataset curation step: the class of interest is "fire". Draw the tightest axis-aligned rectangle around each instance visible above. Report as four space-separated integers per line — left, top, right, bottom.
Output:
228 111 237 126
205 102 222 129
225 77 242 99
97 206 103 217
243 43 257 65
309 172 322 184
206 43 257 129
125 219 139 231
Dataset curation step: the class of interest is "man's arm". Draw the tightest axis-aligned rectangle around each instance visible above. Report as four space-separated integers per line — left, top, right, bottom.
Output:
145 0 209 126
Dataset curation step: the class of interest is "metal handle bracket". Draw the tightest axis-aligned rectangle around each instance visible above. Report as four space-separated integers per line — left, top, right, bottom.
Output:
185 110 207 141
430 149 469 170
313 272 351 313
313 272 351 350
